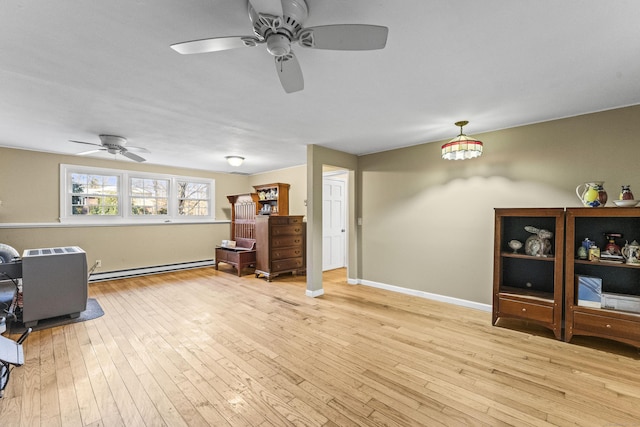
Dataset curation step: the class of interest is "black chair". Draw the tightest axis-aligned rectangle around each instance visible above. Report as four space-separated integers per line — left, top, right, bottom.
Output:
0 328 31 398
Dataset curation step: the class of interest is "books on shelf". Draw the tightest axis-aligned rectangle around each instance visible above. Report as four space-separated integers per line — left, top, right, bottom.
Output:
577 275 602 308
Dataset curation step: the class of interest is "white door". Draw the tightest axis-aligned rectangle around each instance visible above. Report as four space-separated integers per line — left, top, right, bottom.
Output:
323 176 346 271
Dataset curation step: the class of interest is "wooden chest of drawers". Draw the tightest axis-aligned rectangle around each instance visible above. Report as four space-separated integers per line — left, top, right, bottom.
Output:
255 215 305 281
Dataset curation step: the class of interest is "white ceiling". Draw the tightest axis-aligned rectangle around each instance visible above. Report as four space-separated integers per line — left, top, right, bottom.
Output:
1 1 639 175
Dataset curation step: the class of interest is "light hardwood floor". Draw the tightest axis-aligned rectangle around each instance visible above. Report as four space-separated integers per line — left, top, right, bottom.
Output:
1 267 639 426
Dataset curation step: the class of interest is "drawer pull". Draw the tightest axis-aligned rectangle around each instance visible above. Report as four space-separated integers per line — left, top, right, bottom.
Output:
606 324 612 328
522 308 527 312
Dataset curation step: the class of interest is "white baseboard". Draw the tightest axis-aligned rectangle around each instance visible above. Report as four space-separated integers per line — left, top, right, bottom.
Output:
354 278 491 312
89 260 215 282
306 288 325 298
89 264 490 312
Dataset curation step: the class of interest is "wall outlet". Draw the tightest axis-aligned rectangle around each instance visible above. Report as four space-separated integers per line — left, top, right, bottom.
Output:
96 259 102 268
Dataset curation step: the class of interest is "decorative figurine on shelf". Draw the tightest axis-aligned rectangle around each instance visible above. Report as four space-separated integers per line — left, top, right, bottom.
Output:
576 181 608 207
524 225 553 257
259 204 272 215
600 233 624 262
602 232 623 255
622 240 640 265
578 238 594 259
577 245 588 260
582 238 594 251
508 239 523 253
620 185 635 200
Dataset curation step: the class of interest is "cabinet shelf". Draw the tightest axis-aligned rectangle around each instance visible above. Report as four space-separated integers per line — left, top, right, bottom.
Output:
499 287 554 302
253 183 290 216
574 259 640 269
493 208 564 340
573 304 640 318
565 207 640 348
500 252 555 261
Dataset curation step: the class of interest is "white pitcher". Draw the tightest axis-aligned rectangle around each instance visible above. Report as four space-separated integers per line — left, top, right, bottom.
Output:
576 181 607 207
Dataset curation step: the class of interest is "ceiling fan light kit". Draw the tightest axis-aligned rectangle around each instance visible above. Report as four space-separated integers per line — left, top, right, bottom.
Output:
441 121 483 161
170 0 389 93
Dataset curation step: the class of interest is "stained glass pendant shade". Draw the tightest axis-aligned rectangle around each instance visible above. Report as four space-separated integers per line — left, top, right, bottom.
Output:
441 121 483 160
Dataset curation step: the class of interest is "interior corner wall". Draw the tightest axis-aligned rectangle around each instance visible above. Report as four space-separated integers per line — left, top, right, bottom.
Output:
357 104 640 305
0 147 251 273
307 145 358 293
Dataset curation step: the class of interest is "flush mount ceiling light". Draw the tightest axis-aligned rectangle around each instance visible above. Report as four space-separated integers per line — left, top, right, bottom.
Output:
441 121 483 160
225 156 245 167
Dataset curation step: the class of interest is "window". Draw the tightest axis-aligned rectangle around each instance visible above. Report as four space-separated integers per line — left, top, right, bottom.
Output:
60 164 214 223
177 181 209 216
71 172 120 216
130 177 169 216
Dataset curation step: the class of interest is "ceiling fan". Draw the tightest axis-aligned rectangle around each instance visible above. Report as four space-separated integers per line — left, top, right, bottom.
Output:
70 135 149 162
170 0 389 93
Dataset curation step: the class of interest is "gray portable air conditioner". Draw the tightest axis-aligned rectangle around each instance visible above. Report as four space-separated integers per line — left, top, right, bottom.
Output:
21 247 88 327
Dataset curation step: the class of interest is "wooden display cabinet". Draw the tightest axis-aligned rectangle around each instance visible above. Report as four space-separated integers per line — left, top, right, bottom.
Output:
565 207 640 348
253 183 290 216
493 208 565 340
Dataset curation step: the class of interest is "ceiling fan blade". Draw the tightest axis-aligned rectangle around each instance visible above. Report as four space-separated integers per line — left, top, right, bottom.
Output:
300 25 388 50
248 0 283 17
121 150 146 163
76 149 105 156
171 36 260 54
69 140 102 147
126 146 151 154
275 53 304 93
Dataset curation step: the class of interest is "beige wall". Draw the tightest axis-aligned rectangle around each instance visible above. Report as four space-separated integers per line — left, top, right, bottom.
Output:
357 105 640 305
1 224 222 272
0 148 251 271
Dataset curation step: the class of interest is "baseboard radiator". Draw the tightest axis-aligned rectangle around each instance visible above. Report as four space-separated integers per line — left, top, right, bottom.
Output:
88 259 215 282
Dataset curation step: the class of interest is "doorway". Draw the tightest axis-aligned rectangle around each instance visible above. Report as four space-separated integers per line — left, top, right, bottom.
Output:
323 171 347 271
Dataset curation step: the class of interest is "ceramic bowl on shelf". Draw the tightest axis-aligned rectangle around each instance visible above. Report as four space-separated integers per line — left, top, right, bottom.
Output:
508 239 523 253
613 199 640 207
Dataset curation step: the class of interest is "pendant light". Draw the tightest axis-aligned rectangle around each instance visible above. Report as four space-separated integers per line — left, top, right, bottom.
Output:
441 121 483 160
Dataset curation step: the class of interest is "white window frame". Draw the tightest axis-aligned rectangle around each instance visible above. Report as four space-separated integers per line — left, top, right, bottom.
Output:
129 176 170 217
176 179 211 217
60 164 215 224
